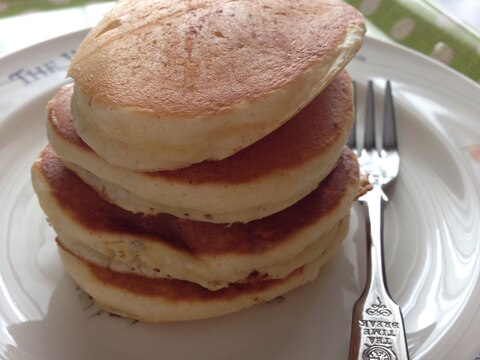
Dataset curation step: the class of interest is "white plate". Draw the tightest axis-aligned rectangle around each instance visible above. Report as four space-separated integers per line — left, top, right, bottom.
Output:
1 30 480 360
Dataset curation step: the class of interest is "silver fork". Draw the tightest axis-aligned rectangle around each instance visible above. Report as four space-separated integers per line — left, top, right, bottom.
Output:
347 81 410 359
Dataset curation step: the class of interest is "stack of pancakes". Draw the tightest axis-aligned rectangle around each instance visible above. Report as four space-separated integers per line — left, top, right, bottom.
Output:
31 0 365 322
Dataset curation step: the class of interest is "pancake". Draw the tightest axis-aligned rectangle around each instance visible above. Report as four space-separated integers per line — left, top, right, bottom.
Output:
57 244 332 323
68 0 365 170
48 71 354 224
31 146 359 290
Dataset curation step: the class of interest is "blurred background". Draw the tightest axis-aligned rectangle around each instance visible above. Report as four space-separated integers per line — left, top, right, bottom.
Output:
0 0 479 82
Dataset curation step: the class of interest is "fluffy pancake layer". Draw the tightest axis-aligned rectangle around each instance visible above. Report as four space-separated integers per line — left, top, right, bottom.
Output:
48 71 354 223
68 0 365 170
57 245 329 323
31 146 359 290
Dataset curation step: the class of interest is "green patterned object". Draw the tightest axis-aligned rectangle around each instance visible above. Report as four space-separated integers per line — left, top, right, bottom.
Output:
0 0 479 82
345 0 480 82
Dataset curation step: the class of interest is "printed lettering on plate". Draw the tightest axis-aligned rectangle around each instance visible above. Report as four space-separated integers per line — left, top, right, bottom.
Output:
3 50 75 87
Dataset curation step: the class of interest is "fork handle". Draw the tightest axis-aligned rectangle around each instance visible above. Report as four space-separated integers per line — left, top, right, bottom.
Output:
348 186 410 360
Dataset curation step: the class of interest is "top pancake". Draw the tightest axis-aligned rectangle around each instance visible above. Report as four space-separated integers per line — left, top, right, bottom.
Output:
68 0 365 170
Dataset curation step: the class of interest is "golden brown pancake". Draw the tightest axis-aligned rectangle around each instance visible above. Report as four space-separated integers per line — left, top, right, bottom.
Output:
48 71 354 223
34 146 357 255
31 146 358 290
57 244 331 322
68 0 365 170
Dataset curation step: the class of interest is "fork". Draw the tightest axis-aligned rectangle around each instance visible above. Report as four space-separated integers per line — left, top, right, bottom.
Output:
347 81 410 359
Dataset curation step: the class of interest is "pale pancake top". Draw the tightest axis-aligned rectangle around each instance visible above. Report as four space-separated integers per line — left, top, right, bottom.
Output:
68 0 364 117
37 146 358 255
50 71 353 184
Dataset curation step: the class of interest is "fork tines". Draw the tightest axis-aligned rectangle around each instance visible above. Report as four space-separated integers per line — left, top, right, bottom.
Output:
383 81 397 151
348 80 398 155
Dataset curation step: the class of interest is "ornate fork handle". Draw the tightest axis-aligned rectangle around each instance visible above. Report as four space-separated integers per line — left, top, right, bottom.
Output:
348 186 409 360
348 81 409 359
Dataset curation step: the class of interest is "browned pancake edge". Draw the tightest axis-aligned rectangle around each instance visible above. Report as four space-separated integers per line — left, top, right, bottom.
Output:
36 145 358 255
